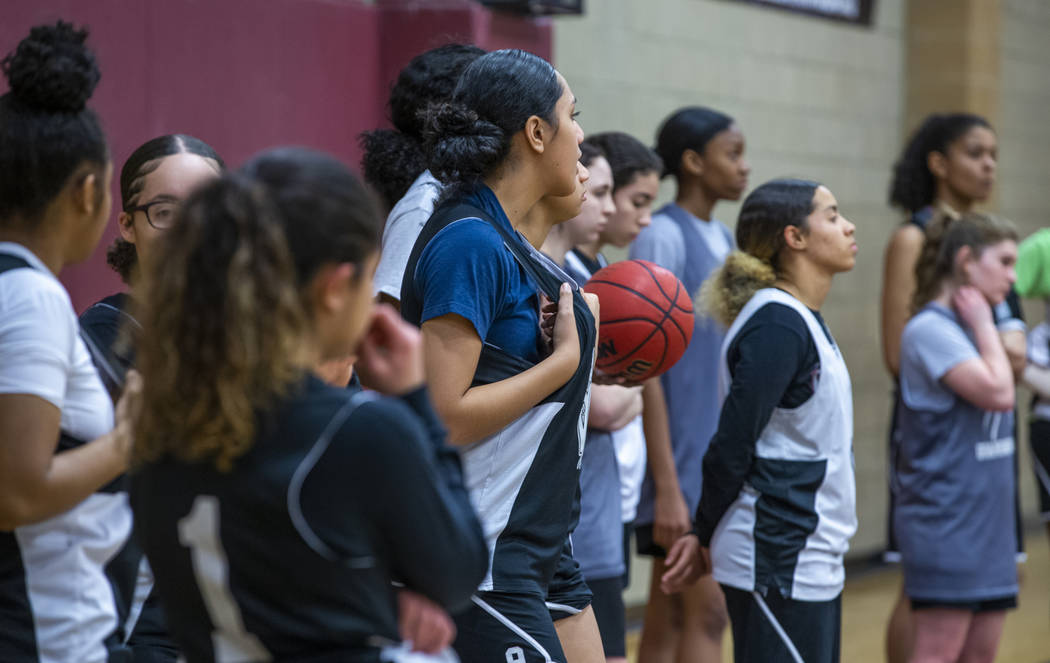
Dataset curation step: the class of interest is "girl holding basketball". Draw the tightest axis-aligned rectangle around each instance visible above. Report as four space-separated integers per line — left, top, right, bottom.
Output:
129 147 488 662
662 178 858 663
399 49 601 663
629 106 749 663
559 131 662 663
880 113 1024 663
893 213 1018 663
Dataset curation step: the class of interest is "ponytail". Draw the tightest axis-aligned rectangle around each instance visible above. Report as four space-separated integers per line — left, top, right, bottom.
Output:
701 251 776 327
701 178 819 325
133 148 382 471
912 212 1017 312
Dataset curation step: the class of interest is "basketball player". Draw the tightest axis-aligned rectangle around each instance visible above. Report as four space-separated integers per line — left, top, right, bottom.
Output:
0 22 136 662
400 49 601 663
539 142 643 663
894 213 1019 663
78 134 224 662
880 113 1025 662
360 43 484 308
663 179 858 663
544 134 657 662
629 106 750 663
129 147 488 662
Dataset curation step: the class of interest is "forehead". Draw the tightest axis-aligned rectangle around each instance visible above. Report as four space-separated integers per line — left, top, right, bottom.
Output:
587 156 613 185
138 153 221 198
618 171 660 196
953 125 996 148
811 185 836 208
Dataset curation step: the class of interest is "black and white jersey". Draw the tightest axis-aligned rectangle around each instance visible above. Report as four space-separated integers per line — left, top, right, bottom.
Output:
402 199 598 599
80 293 179 661
130 378 487 663
702 288 856 601
0 246 130 662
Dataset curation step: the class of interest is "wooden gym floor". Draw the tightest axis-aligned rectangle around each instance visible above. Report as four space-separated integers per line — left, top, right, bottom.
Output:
626 526 1050 662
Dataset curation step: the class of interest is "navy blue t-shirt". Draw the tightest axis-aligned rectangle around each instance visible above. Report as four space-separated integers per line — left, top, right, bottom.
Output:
415 216 542 362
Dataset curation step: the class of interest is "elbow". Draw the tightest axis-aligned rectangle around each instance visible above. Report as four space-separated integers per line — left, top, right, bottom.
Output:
0 498 37 531
433 537 489 612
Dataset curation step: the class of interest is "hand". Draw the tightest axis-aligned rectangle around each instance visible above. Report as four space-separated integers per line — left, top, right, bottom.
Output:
592 370 645 387
660 534 709 594
398 590 456 654
546 283 581 364
952 285 994 331
539 293 555 354
355 305 424 395
653 485 692 550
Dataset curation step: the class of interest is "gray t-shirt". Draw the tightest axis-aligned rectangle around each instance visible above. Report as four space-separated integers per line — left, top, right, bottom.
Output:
373 170 442 301
899 303 978 413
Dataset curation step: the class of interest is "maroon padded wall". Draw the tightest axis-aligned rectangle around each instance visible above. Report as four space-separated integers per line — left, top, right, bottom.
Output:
1 0 551 311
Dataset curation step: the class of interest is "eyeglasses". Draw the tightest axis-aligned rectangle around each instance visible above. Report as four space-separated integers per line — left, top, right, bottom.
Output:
126 199 180 230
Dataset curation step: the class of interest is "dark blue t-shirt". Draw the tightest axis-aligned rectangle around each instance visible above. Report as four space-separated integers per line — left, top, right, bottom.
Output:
415 216 542 362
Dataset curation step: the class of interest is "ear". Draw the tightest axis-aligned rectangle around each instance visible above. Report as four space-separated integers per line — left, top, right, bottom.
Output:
73 172 100 217
681 149 705 178
782 224 807 251
927 150 948 180
315 263 357 313
954 245 975 277
523 115 546 155
118 211 136 243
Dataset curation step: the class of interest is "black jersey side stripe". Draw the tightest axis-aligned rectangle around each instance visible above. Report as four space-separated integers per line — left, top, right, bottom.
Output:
287 391 377 565
0 532 40 660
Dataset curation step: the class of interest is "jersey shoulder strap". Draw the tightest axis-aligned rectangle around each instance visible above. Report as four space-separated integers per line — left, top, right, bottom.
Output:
0 253 32 274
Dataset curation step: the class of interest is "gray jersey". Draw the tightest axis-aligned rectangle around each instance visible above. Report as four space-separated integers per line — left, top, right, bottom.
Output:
896 304 1018 601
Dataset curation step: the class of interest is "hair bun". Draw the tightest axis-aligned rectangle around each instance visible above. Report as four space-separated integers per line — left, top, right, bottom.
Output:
2 22 100 113
423 102 505 185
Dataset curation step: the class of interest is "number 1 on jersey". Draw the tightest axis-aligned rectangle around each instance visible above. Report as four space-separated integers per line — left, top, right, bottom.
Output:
178 495 273 662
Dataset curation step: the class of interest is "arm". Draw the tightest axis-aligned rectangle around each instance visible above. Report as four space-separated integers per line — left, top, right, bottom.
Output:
880 224 925 377
1023 363 1050 400
940 286 1015 412
1001 329 1027 379
422 284 581 446
0 394 127 530
641 377 691 549
588 384 643 432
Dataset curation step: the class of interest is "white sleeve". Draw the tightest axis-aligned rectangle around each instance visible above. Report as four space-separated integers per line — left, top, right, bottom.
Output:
0 275 77 409
374 204 432 301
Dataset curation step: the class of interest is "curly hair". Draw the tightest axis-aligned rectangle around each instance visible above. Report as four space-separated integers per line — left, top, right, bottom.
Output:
360 44 483 209
701 178 819 326
912 212 1017 312
0 21 108 226
132 148 381 471
888 113 991 213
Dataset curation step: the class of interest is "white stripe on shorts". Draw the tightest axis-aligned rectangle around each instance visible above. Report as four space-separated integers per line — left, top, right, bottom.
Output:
472 596 556 663
752 591 805 663
544 601 582 616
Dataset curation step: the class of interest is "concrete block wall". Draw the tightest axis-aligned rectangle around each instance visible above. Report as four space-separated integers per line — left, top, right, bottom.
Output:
554 0 907 565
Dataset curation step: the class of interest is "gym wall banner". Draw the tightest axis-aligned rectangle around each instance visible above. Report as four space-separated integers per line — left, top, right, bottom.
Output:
722 0 876 25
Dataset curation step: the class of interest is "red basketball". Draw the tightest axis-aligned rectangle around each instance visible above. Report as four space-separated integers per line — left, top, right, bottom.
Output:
583 259 694 381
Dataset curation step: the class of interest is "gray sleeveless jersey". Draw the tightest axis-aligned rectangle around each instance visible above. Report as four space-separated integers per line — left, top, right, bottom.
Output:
895 304 1018 601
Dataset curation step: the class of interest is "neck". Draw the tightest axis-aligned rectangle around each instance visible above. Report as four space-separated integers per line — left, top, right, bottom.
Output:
676 184 718 222
518 206 559 250
0 226 66 275
575 240 601 261
539 226 572 266
486 170 544 231
774 261 833 311
930 281 955 308
934 187 973 216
